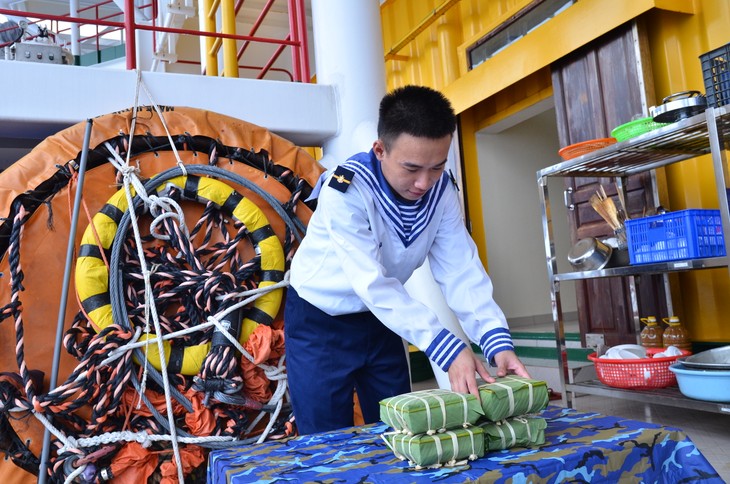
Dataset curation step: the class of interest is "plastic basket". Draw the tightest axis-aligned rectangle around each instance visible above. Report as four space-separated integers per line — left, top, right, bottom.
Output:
625 209 726 265
588 348 691 389
700 42 730 108
558 137 616 160
610 117 670 142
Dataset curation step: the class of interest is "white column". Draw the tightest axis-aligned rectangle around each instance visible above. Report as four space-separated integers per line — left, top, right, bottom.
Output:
310 0 384 169
69 0 80 57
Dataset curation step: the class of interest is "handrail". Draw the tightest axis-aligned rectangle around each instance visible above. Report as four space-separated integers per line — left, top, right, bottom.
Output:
0 0 309 81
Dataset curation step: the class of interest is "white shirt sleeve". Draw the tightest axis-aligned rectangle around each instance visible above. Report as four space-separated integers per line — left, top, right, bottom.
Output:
426 186 515 364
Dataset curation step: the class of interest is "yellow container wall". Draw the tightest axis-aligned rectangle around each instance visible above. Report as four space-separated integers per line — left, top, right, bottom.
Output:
380 0 730 342
644 2 730 342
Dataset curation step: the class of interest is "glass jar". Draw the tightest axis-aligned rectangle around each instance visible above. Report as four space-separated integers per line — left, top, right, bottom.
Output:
662 316 691 351
639 316 663 348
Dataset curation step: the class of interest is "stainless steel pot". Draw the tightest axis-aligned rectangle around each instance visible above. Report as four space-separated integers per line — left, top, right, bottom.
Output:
568 237 613 271
650 90 707 123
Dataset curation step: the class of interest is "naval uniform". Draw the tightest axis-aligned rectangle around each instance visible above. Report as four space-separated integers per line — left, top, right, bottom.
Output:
284 149 514 434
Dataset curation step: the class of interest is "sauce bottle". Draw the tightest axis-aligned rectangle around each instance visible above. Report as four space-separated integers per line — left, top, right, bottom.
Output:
640 316 663 348
662 316 691 351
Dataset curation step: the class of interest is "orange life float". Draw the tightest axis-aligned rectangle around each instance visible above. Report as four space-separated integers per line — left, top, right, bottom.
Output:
0 106 325 482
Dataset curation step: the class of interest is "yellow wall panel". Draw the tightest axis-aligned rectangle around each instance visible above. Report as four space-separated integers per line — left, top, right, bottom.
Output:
380 0 730 341
643 1 730 341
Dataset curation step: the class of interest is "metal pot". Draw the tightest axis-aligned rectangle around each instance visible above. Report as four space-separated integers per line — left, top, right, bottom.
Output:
567 237 612 271
650 90 707 123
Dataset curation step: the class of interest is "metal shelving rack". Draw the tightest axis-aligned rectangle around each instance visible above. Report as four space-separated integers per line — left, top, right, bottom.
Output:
537 105 730 414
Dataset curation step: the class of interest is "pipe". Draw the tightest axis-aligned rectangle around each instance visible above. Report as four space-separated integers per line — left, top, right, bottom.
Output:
69 0 80 57
201 0 217 74
236 0 274 61
221 0 237 77
37 118 93 484
384 0 461 61
257 33 288 79
124 0 135 69
295 0 309 82
286 0 300 82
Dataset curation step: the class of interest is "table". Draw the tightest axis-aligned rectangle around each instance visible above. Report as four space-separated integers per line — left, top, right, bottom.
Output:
207 406 722 483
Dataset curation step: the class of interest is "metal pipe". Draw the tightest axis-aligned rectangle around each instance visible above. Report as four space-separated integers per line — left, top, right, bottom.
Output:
257 33 288 79
198 0 216 74
221 0 237 77
384 0 460 61
124 0 136 69
286 0 300 82
0 7 300 46
37 118 93 484
295 0 309 82
236 0 274 61
69 0 80 57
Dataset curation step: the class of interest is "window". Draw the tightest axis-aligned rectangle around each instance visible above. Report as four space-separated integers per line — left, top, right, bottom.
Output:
467 0 575 70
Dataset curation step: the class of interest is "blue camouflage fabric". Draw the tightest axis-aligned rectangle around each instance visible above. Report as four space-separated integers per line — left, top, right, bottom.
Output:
207 406 722 483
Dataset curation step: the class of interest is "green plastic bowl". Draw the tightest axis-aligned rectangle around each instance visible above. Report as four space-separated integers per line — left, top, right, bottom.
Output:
611 117 670 142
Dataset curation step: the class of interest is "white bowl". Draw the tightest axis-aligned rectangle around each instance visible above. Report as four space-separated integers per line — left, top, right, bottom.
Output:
609 344 647 358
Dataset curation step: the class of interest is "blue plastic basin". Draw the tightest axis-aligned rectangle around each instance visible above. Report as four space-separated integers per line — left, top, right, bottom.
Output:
669 363 730 402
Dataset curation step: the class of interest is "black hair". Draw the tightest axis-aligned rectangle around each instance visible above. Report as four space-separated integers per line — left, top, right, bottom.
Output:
377 85 457 150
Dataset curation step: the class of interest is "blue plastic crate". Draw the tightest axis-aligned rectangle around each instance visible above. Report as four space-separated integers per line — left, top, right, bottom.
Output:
625 209 726 265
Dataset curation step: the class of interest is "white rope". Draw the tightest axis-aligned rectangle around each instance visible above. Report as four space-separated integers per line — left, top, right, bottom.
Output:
63 462 85 484
33 411 77 450
60 430 235 453
136 71 187 175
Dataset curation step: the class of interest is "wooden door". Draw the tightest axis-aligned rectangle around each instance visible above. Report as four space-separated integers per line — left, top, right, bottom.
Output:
551 20 669 346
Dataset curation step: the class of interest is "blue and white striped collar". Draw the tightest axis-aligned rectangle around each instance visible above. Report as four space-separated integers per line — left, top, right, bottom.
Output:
343 150 449 247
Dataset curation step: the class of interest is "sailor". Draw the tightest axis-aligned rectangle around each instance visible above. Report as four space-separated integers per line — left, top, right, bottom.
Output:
284 85 530 434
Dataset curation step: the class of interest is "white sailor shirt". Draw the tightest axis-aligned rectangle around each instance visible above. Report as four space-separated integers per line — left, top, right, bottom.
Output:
289 150 514 371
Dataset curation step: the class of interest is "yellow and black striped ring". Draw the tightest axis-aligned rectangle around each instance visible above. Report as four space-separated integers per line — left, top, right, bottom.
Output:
74 175 285 375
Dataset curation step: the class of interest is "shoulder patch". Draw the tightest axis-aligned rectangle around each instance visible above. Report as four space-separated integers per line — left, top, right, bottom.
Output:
328 165 355 193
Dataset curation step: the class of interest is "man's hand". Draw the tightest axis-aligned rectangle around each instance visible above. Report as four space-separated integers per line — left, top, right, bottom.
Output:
447 349 532 400
493 350 531 378
447 347 493 400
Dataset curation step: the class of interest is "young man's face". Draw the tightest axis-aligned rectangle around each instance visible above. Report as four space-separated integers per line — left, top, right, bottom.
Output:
373 133 452 201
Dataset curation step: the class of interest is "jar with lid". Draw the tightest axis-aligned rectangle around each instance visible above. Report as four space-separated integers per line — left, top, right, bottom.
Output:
639 316 663 348
662 316 691 351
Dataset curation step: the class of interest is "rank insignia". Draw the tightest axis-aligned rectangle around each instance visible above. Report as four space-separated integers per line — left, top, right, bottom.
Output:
328 165 355 193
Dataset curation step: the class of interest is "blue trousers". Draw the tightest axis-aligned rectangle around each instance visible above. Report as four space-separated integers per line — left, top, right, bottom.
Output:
284 287 411 434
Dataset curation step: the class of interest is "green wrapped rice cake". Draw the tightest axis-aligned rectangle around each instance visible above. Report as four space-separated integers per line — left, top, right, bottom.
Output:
382 426 485 468
479 416 547 451
379 389 483 435
478 376 549 421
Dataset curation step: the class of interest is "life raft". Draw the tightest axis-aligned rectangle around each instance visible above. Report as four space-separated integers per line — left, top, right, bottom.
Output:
0 106 325 483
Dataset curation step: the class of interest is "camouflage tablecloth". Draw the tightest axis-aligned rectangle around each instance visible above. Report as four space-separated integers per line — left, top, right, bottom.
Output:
207 406 722 483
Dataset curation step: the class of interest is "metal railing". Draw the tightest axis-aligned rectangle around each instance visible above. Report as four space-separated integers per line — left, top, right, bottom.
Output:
0 0 310 81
